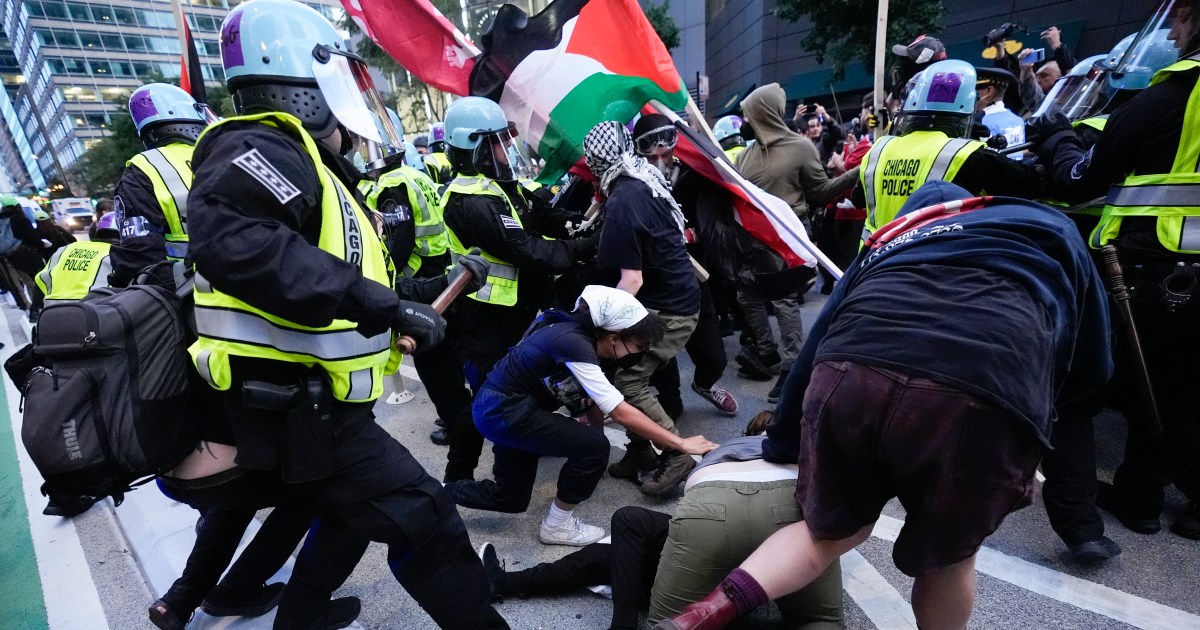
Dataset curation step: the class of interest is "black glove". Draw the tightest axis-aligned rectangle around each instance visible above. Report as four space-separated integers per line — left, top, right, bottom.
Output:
1025 112 1072 147
450 247 490 295
392 300 446 353
573 232 599 261
986 134 1008 151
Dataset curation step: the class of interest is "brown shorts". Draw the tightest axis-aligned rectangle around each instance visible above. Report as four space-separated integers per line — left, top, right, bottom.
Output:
795 360 1044 577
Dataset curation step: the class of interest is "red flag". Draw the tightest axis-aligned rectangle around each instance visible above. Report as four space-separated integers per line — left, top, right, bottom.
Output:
178 8 206 103
668 118 815 269
340 0 479 96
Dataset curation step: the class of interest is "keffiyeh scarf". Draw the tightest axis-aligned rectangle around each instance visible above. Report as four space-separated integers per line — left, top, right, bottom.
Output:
583 121 686 237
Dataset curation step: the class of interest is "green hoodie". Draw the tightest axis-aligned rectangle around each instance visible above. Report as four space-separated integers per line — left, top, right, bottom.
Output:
735 83 859 220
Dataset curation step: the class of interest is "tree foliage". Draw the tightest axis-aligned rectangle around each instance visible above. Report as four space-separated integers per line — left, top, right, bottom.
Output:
775 0 946 80
644 1 681 50
69 114 142 196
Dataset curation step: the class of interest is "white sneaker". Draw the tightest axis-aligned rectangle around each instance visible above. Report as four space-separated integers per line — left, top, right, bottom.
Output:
538 515 605 547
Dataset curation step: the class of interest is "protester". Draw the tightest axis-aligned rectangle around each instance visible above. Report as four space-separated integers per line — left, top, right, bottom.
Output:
655 180 1112 630
479 411 840 630
735 83 857 402
448 286 716 545
584 120 704 497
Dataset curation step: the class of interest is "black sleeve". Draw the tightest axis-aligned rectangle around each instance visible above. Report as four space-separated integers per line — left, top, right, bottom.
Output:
1053 44 1076 75
188 123 399 332
397 274 448 304
1039 77 1190 203
521 186 584 239
444 193 594 274
596 201 645 272
3 207 39 248
375 184 417 268
953 149 1046 199
110 166 172 288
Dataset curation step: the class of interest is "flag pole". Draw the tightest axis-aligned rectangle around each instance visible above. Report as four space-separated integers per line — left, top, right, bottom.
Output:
651 100 844 280
873 0 889 136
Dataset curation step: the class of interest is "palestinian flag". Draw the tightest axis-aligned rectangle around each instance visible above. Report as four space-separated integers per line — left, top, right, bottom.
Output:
470 0 689 183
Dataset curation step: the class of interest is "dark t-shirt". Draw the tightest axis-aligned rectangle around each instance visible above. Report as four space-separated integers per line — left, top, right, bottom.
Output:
817 263 1055 435
484 313 600 410
597 175 700 315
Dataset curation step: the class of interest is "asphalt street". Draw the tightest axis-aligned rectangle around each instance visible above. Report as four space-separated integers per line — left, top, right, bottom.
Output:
5 291 1200 630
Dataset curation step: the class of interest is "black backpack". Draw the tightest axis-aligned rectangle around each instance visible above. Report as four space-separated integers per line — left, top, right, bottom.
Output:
17 283 198 504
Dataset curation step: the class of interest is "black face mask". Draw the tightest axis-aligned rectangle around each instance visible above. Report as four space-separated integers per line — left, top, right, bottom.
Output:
601 336 646 371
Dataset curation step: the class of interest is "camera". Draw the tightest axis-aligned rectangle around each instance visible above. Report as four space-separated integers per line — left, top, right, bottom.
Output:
983 22 1024 48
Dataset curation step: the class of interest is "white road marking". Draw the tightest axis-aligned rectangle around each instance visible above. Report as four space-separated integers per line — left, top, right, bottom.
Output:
840 550 918 629
0 307 107 629
872 515 1200 630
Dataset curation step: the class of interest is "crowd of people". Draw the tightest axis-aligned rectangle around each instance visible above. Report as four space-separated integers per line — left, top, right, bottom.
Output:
7 0 1200 629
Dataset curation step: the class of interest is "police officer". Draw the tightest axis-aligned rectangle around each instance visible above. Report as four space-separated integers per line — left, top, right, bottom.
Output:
362 111 474 451
34 211 117 306
713 115 747 163
188 2 508 627
423 121 455 185
1033 0 1200 541
111 83 210 288
854 59 1044 240
439 96 598 483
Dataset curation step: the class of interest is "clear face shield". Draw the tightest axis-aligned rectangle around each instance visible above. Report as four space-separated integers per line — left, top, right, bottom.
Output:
311 45 404 171
1031 59 1111 120
1110 2 1179 77
194 102 220 125
472 123 532 182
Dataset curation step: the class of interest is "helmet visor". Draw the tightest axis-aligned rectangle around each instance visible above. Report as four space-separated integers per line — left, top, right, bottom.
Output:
1032 67 1110 120
634 125 679 156
1106 1 1177 76
312 47 403 166
472 124 532 182
194 102 220 125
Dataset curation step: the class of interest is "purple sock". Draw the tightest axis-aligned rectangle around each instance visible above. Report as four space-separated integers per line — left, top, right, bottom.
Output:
721 568 768 615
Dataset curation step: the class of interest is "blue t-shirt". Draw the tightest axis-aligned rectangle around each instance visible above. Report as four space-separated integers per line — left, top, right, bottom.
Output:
597 176 700 316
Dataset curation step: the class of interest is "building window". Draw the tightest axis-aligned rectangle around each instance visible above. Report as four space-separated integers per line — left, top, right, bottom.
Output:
65 2 90 21
100 32 122 51
41 1 67 19
78 31 100 49
25 1 45 18
112 6 136 26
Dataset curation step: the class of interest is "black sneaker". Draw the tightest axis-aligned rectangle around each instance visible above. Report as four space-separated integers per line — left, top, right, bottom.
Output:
478 542 505 602
1067 536 1121 562
1171 503 1200 540
43 494 98 517
148 599 189 630
430 428 450 446
319 597 362 630
434 417 446 427
608 444 656 481
201 582 285 617
767 370 789 404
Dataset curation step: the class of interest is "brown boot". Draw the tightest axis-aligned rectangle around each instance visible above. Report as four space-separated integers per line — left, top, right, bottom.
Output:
651 585 740 630
608 443 656 481
640 452 696 497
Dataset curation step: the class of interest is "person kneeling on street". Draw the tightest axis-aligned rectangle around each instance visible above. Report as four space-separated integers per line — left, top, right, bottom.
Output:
447 285 718 546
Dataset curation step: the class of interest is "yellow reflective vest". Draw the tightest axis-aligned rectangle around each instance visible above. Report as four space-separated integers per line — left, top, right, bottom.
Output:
125 142 193 261
35 241 112 304
859 130 985 238
442 175 521 307
365 165 448 277
423 152 454 185
1090 55 1200 252
724 145 746 163
189 112 400 403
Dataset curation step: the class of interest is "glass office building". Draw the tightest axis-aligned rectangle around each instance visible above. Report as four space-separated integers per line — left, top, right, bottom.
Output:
0 0 342 194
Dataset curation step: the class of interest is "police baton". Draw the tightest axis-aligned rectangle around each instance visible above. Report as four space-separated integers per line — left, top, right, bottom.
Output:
1097 245 1163 435
395 265 474 355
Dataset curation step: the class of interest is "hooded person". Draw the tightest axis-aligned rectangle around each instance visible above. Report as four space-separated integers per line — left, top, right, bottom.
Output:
734 84 859 402
447 285 716 545
736 84 859 224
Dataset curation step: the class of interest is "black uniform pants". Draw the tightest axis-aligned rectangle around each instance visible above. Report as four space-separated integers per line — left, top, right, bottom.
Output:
447 388 610 512
1042 396 1105 546
156 503 315 614
1111 294 1200 517
500 506 671 629
162 385 509 629
446 347 508 482
410 334 475 481
650 282 728 408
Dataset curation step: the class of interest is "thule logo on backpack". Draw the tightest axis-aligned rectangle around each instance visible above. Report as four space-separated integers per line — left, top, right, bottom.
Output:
62 419 82 460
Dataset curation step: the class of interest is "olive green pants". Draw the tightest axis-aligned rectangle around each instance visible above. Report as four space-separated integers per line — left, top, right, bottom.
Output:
648 479 844 628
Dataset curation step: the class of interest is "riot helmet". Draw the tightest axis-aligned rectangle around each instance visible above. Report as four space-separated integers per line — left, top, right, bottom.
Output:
429 122 447 153
444 97 530 182
713 115 745 150
128 83 210 149
896 59 977 138
219 0 402 169
1106 29 1179 91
